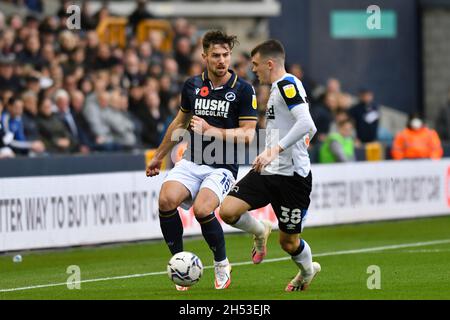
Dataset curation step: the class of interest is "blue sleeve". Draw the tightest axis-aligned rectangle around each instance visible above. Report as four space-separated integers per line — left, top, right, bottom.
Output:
238 83 258 121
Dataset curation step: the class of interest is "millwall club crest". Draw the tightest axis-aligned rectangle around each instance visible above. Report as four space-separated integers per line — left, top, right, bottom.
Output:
225 92 236 102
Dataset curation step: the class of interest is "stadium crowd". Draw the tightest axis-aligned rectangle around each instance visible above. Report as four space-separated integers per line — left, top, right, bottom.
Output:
0 0 445 162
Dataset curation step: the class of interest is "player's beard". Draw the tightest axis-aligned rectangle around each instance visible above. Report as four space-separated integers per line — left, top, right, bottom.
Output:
212 66 227 78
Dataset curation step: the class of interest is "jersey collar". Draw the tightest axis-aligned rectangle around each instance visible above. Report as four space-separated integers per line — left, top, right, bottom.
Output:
201 69 238 90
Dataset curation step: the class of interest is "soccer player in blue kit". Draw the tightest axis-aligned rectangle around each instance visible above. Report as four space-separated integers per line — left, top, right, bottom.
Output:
220 39 321 291
146 30 258 290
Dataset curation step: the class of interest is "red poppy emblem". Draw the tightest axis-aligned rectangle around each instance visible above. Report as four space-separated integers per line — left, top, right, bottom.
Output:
200 86 209 97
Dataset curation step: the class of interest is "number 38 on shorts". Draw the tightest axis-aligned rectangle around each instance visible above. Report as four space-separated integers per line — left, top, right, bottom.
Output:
277 206 308 233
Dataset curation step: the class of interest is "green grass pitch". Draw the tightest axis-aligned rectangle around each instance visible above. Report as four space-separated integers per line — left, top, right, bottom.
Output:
1 216 450 300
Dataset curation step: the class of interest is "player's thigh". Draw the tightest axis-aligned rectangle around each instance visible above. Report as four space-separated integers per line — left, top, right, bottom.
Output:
159 181 191 211
272 173 311 234
193 168 235 217
219 195 252 224
278 230 301 254
227 169 271 211
192 187 220 218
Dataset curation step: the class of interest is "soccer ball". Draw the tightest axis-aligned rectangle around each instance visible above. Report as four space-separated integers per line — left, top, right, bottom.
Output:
167 251 203 287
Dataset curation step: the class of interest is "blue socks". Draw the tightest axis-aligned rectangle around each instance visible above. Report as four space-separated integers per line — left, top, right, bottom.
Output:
197 213 227 262
159 209 184 255
160 209 226 262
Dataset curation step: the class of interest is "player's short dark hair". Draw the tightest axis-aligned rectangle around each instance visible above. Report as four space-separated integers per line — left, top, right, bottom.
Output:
202 30 238 53
251 39 285 60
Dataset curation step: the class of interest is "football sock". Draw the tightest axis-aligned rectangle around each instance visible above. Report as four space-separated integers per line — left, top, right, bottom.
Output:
159 209 184 255
290 239 314 275
197 213 227 262
231 212 265 237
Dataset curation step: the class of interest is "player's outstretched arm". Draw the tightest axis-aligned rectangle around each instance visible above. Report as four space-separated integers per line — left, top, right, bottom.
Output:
146 110 192 177
190 116 256 144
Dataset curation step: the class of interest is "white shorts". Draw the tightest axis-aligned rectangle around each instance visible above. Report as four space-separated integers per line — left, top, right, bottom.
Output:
163 159 235 210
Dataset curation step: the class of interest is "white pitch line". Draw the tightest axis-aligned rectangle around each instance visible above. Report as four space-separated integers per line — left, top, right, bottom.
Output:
1 238 450 293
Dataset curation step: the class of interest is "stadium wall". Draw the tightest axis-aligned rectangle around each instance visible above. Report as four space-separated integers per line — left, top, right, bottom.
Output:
1 154 449 252
270 0 421 114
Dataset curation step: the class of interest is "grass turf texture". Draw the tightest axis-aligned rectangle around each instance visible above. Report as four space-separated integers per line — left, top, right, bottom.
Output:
1 216 450 300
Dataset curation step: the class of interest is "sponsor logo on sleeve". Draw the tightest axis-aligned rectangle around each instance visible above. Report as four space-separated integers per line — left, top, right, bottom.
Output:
252 95 257 109
283 84 296 99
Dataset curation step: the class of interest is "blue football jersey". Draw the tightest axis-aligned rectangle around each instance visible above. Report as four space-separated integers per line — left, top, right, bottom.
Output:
180 69 257 178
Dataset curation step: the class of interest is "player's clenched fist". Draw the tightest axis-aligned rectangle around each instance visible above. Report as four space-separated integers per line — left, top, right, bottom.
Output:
252 146 281 173
146 158 163 177
190 116 211 134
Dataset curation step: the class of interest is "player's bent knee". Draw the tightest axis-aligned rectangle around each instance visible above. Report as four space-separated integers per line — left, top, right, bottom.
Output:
280 239 298 255
159 193 179 212
219 207 237 225
192 203 214 219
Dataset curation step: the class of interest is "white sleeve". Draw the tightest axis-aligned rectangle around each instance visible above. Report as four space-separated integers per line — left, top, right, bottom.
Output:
278 103 317 150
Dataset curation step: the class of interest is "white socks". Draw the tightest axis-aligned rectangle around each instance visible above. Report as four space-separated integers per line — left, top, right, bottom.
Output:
291 239 313 275
231 212 265 237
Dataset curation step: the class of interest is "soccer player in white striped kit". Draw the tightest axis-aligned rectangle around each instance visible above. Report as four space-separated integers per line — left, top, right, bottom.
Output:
220 39 321 291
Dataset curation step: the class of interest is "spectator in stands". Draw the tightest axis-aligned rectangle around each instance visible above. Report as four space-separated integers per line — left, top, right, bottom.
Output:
173 18 190 41
24 75 41 95
83 90 117 151
93 2 112 29
128 0 154 33
3 97 45 155
80 1 97 31
107 89 138 150
435 89 450 142
18 34 45 69
0 11 4 30
310 92 337 143
138 41 153 65
36 96 78 154
0 54 21 92
0 29 16 56
92 43 120 71
319 118 356 163
159 74 178 110
21 90 41 141
329 108 350 134
0 99 15 158
348 88 380 143
137 90 167 148
56 0 72 20
123 52 146 89
391 113 443 160
174 36 192 76
337 92 354 110
54 89 82 147
70 90 94 153
128 80 144 116
8 13 23 32
84 31 100 68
